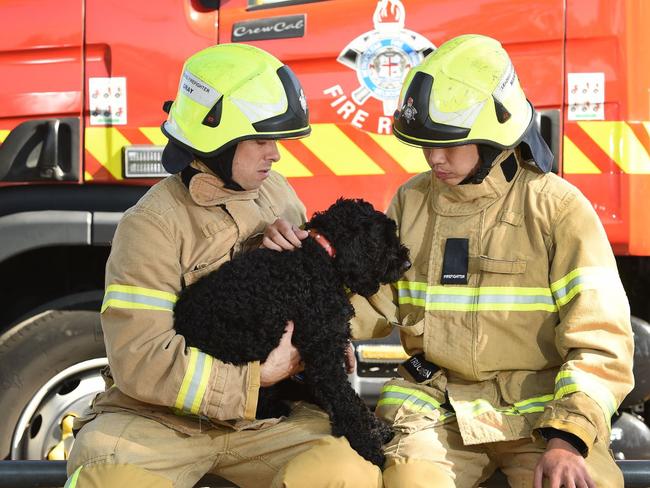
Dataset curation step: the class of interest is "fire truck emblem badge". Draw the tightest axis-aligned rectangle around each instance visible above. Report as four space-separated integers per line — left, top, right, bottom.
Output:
401 97 417 123
336 0 435 116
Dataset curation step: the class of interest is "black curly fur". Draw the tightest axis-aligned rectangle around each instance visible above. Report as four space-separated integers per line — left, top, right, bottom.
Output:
173 198 410 466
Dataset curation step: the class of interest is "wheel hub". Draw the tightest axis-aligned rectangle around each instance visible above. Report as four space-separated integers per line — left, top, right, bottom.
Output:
11 358 108 460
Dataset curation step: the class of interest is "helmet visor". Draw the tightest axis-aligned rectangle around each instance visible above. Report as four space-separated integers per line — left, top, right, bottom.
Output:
253 66 310 135
393 72 471 146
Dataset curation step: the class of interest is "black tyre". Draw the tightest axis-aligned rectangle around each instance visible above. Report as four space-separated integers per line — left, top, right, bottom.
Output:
622 316 650 408
0 310 107 460
611 411 650 460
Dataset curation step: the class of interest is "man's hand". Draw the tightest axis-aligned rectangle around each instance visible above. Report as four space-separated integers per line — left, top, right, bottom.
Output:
344 341 356 374
533 437 595 488
261 218 308 251
260 321 303 387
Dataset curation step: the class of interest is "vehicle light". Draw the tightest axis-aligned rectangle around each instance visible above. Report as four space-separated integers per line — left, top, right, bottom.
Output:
123 145 169 178
356 344 410 363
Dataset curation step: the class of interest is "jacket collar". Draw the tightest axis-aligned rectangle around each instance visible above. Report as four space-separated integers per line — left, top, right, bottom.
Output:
431 149 519 216
187 161 259 206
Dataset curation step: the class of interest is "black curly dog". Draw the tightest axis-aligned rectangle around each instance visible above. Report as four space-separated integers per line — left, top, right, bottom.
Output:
173 198 410 466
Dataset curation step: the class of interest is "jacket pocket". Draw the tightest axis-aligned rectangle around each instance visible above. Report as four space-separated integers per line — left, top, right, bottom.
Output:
201 212 236 238
182 255 230 287
478 255 527 274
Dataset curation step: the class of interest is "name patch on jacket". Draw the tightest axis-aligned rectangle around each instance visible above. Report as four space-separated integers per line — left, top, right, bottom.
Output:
441 238 469 284
399 354 440 383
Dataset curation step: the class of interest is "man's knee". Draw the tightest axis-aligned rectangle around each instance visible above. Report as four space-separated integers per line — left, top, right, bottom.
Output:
275 436 382 488
383 460 455 488
64 464 173 488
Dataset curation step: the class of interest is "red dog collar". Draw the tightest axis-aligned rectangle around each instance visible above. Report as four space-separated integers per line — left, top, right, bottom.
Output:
308 229 336 258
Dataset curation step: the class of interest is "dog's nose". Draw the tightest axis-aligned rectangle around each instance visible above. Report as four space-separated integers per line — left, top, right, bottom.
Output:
401 260 412 273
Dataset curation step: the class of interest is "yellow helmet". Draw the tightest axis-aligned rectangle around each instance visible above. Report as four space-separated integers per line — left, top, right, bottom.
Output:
393 34 552 175
161 43 310 173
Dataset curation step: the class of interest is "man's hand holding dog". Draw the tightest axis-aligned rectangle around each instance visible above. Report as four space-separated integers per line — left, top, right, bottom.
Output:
262 218 308 251
260 321 303 387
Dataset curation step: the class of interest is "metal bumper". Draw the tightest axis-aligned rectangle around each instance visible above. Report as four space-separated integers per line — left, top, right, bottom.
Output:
1 460 650 488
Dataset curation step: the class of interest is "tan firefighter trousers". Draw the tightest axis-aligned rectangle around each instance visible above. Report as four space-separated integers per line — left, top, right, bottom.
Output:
65 403 382 488
381 419 622 488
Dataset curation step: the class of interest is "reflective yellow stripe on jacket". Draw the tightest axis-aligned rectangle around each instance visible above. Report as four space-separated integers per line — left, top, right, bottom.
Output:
554 369 617 428
378 384 455 421
397 266 622 312
101 284 177 312
101 284 212 416
174 347 214 415
380 375 615 428
550 266 621 307
396 281 558 312
64 466 82 488
379 384 554 420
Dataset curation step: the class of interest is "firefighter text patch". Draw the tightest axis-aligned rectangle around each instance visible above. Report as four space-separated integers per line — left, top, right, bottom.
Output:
441 238 469 284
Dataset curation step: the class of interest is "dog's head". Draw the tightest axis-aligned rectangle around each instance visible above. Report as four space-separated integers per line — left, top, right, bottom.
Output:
305 198 410 297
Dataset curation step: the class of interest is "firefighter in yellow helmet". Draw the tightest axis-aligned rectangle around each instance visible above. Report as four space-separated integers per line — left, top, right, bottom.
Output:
64 44 382 488
348 34 633 487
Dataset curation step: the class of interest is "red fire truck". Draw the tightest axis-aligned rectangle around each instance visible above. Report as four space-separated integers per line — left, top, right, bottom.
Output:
1 0 649 462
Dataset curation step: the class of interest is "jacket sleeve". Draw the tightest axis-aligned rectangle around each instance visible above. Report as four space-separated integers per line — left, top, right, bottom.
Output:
101 209 260 422
349 193 402 340
349 285 399 340
534 189 634 453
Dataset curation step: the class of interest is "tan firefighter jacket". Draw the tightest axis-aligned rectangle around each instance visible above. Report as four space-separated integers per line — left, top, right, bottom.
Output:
351 150 634 454
90 164 306 434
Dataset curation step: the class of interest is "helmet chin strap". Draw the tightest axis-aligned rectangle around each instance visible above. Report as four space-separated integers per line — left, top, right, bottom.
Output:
460 146 510 184
200 144 243 191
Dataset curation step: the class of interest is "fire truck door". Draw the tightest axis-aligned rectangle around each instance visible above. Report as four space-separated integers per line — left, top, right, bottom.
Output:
0 1 84 182
81 0 219 182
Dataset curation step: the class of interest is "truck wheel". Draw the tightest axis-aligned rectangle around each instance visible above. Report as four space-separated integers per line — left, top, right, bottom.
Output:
622 316 650 408
0 310 107 460
611 411 650 460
